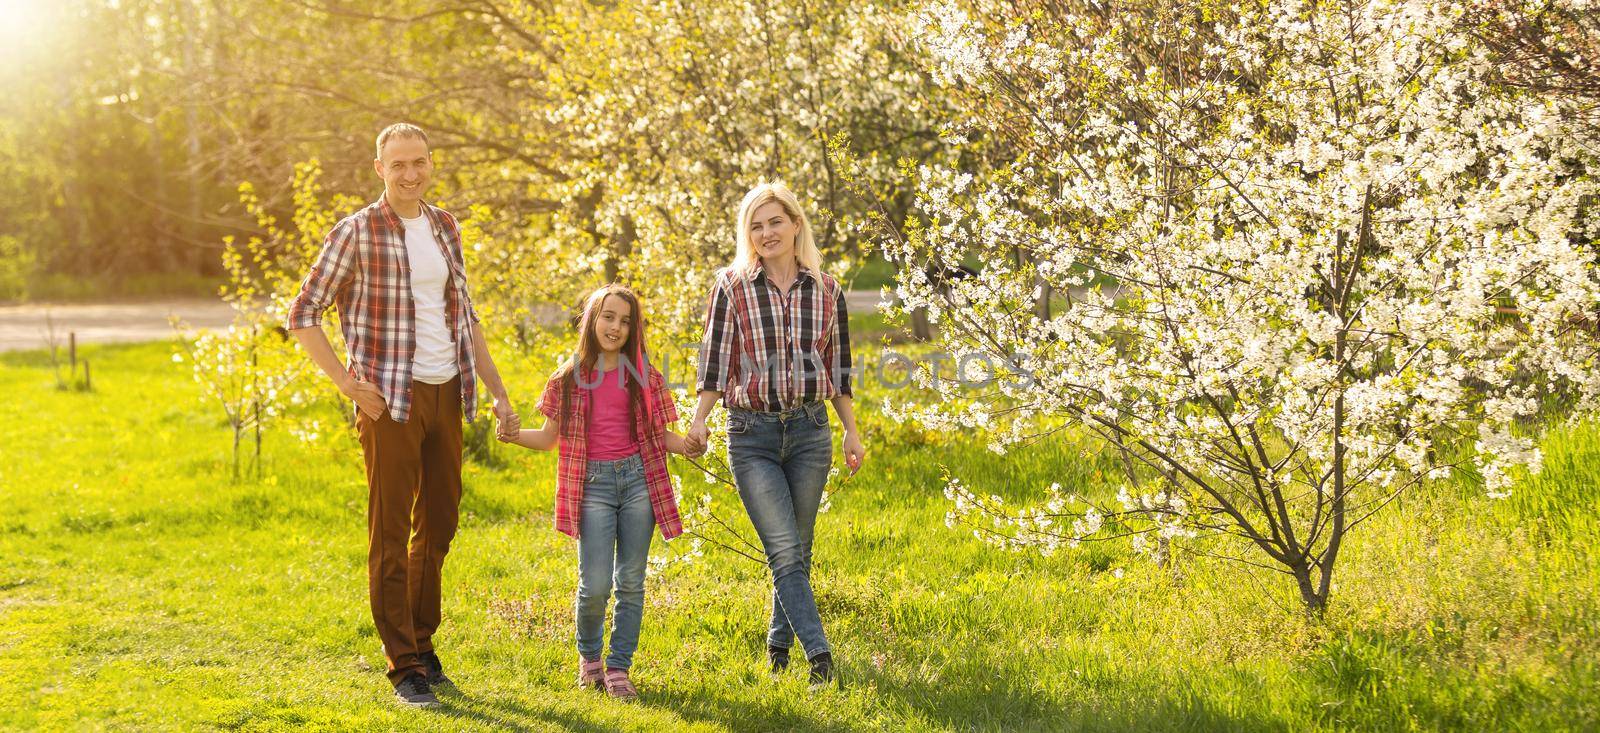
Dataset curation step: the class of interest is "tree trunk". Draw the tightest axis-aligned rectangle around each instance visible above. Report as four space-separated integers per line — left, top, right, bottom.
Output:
1292 560 1329 616
606 214 637 284
178 0 207 276
910 305 932 341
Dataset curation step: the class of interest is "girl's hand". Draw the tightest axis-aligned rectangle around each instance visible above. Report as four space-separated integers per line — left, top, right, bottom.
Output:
493 397 520 439
842 430 866 474
685 420 710 454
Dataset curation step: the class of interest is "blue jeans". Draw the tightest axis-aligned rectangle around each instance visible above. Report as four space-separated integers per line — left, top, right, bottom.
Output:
728 402 833 660
576 453 655 670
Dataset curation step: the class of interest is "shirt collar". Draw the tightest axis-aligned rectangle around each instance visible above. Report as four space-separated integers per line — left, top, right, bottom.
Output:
746 259 815 286
376 194 438 233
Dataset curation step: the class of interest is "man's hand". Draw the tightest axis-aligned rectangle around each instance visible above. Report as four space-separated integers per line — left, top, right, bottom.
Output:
493 397 520 440
342 378 387 420
685 420 709 455
842 429 866 474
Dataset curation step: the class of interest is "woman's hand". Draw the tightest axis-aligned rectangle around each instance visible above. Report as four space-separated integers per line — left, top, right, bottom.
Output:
663 430 707 458
842 429 866 474
685 420 710 455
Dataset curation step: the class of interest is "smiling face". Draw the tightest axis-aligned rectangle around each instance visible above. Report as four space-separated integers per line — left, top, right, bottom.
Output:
374 135 432 214
747 200 798 265
592 294 634 358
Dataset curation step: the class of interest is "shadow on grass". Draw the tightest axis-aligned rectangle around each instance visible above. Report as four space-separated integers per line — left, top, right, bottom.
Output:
1296 628 1600 731
440 690 618 733
640 683 857 733
847 655 1288 733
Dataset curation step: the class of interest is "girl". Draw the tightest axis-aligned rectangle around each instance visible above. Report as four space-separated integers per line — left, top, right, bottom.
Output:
685 182 867 690
501 284 704 700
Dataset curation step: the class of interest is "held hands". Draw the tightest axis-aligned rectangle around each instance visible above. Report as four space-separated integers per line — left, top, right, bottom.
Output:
842 429 866 474
341 377 387 420
684 420 710 457
493 396 520 442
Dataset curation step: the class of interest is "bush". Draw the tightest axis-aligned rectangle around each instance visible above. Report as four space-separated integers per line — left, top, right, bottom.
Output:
0 235 36 302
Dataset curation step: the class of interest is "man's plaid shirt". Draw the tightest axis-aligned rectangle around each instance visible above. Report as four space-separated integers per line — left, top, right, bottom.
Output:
539 364 684 540
286 197 481 423
696 263 853 410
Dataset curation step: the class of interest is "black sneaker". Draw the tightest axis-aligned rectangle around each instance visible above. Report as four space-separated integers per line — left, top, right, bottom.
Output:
394 672 441 708
768 645 790 673
807 652 836 690
420 650 455 688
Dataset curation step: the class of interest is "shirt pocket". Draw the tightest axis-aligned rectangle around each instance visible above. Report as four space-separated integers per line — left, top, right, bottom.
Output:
363 232 399 277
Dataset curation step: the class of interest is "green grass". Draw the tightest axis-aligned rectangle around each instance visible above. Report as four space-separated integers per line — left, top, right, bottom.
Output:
2 338 1597 731
842 254 898 293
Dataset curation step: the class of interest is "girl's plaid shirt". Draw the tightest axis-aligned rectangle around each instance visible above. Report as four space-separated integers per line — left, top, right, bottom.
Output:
539 364 684 540
285 197 481 423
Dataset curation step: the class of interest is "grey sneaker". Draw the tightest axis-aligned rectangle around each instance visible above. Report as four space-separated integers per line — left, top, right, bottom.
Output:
768 645 790 673
420 650 454 688
807 652 836 691
394 672 441 708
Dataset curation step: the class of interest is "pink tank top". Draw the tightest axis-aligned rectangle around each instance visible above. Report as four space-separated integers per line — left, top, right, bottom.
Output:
584 367 640 460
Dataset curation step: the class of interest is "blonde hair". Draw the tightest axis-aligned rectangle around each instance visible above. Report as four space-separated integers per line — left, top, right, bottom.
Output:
374 123 429 160
731 182 822 275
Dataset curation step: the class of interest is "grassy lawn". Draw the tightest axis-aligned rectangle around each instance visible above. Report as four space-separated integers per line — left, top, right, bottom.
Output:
2 337 1598 731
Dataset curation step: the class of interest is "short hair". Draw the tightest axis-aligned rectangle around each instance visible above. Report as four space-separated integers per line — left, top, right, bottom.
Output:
375 123 429 160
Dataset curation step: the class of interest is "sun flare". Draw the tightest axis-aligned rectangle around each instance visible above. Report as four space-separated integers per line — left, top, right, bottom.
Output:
0 0 57 56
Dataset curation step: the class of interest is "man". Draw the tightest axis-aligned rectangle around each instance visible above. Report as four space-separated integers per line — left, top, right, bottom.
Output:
287 123 518 708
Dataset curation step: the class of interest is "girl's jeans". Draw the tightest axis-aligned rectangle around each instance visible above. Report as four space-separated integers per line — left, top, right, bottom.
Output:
576 452 655 669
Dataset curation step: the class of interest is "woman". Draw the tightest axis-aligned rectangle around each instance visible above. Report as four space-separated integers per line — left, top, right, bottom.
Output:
685 181 866 690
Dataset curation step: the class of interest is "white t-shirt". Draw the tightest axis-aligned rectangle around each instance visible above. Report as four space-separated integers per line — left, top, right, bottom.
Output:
399 213 460 384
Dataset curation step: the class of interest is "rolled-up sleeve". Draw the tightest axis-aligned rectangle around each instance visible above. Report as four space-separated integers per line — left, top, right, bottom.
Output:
286 219 358 330
696 281 735 394
826 287 853 397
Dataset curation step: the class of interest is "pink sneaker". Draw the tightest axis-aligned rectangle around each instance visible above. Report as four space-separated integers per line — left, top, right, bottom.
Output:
578 658 604 690
604 667 638 701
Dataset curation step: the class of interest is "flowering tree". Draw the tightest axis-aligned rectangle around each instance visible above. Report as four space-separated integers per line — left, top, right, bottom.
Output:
172 161 358 480
1471 0 1600 106
881 0 1600 612
417 0 949 351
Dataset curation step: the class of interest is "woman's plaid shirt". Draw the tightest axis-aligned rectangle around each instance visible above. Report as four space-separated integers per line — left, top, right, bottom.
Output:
696 263 853 410
285 197 481 423
539 364 684 540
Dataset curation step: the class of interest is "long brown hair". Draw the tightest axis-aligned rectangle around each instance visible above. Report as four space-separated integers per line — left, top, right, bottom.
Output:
552 284 655 440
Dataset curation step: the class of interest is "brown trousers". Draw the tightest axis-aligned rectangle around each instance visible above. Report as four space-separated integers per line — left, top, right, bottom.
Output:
356 377 463 686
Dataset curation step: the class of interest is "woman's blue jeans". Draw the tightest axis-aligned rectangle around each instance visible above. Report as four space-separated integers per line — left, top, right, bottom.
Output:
575 453 655 670
728 402 833 660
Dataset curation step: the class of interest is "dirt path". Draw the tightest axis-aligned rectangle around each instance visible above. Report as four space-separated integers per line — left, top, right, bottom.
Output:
0 300 237 353
0 291 891 353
